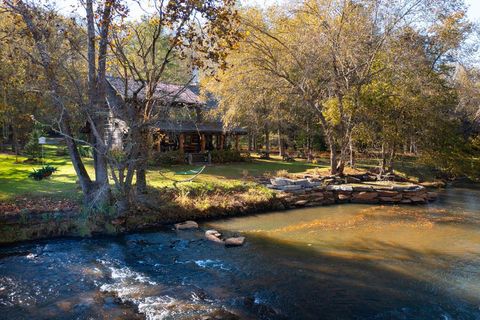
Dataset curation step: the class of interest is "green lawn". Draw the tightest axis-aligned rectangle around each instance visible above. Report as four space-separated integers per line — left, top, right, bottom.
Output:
0 144 442 203
0 147 329 202
0 146 93 201
147 156 329 188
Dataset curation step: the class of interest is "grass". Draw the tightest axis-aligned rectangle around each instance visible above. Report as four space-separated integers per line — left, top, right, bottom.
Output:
0 145 440 204
147 155 329 189
0 146 92 202
0 147 329 203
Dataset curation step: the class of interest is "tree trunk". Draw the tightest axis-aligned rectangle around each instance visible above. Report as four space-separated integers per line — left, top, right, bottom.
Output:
265 129 270 153
135 128 150 194
387 146 396 173
349 135 355 168
330 144 338 175
278 128 285 157
85 0 114 205
380 143 387 176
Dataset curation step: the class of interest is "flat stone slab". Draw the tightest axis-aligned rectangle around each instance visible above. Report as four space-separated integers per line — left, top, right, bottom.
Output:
270 178 294 186
352 191 378 200
279 185 302 191
295 200 308 206
293 179 310 186
175 220 198 230
327 185 353 192
225 237 245 247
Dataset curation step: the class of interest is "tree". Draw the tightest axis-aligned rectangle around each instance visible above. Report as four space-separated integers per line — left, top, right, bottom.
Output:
2 0 118 207
102 0 242 207
227 0 472 175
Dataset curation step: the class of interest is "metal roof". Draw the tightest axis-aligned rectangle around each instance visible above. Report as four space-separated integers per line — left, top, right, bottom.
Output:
106 76 202 105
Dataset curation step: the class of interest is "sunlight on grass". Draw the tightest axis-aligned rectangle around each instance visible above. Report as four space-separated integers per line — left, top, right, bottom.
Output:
0 145 435 202
0 147 93 201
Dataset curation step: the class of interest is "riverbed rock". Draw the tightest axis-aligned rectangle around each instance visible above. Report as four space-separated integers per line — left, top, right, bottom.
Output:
426 192 438 201
309 192 325 199
379 196 401 203
279 185 302 191
420 181 446 188
337 194 351 201
295 200 308 206
174 220 199 230
270 178 292 186
293 179 310 186
352 185 374 192
377 190 400 197
205 230 224 243
225 236 245 247
345 176 362 183
352 191 378 200
111 217 126 226
327 185 354 192
409 196 427 204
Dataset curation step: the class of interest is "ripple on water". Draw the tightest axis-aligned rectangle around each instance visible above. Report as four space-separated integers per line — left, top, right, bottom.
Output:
98 259 234 319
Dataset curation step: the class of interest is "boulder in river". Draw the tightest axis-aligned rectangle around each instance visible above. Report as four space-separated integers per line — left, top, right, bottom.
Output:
174 221 199 230
225 237 246 247
205 230 224 243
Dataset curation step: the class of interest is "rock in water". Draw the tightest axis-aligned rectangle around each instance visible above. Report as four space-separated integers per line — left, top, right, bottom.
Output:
174 220 199 230
205 230 224 243
225 237 245 247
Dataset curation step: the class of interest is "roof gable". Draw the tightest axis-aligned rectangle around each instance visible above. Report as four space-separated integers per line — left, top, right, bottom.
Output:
106 76 202 105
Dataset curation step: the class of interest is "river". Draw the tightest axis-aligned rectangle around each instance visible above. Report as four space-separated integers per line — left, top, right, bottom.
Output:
0 187 479 319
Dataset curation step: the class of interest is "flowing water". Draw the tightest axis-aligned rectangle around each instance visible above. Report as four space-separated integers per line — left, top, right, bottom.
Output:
1 187 480 319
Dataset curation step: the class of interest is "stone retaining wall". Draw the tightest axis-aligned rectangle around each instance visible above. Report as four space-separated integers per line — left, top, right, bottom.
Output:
267 178 438 208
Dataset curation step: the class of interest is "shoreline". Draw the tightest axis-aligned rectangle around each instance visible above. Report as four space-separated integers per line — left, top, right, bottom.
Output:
0 181 440 245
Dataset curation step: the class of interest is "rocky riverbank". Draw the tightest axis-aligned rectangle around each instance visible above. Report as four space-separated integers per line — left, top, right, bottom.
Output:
0 178 439 245
265 177 438 208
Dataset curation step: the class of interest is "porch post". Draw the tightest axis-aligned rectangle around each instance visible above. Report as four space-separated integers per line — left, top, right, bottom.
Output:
220 134 225 150
235 135 240 151
200 133 206 152
215 134 220 150
179 133 185 152
156 133 161 152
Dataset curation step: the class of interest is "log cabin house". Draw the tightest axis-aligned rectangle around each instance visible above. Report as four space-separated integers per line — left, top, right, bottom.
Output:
104 76 247 157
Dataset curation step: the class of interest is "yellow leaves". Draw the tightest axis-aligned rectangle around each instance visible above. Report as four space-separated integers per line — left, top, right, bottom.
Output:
322 98 341 126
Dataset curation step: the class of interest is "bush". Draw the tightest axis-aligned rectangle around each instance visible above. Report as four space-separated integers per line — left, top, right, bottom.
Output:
23 127 44 160
210 149 245 163
55 146 68 156
149 150 185 166
29 165 58 181
78 145 93 158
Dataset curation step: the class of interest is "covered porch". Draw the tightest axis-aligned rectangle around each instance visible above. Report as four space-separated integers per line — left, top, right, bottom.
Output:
151 121 247 153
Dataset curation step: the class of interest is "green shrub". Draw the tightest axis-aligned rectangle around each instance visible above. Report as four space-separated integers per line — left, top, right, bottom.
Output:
78 145 93 158
29 165 58 181
149 150 185 165
210 149 245 163
55 146 68 156
23 127 44 160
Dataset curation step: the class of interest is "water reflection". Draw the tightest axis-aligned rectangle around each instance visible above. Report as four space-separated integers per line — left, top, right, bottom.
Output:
0 188 479 319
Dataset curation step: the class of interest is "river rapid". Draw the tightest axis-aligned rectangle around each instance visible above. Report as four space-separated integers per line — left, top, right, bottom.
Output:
0 187 479 319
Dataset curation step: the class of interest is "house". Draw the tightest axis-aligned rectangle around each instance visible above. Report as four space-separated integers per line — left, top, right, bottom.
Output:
104 76 247 154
